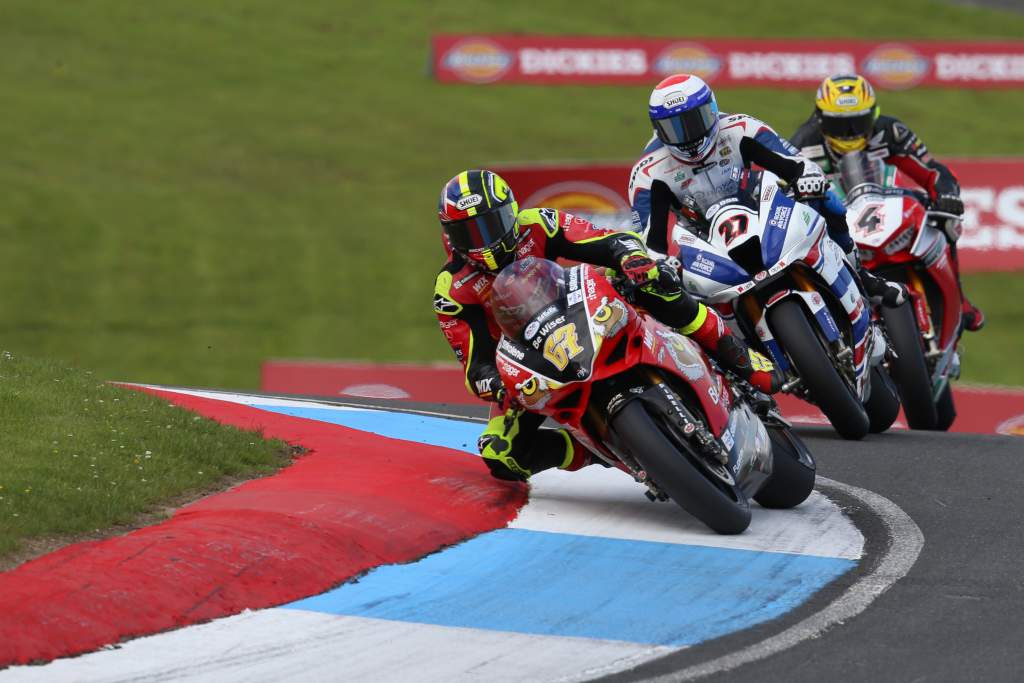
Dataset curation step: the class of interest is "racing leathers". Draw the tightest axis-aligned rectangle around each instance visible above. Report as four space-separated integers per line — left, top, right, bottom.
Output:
434 207 780 482
791 113 983 329
628 111 905 307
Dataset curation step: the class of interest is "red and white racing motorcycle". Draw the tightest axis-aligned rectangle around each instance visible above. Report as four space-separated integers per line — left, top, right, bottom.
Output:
491 257 816 535
839 152 963 430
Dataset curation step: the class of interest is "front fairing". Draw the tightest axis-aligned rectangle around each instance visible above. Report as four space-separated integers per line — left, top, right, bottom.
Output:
495 265 633 425
672 179 827 305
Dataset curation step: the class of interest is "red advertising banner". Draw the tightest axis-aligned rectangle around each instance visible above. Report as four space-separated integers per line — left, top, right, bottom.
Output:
432 34 1024 89
490 159 1024 273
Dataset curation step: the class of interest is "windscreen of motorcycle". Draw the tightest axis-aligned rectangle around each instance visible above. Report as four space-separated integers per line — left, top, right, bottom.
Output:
493 260 599 386
838 150 885 197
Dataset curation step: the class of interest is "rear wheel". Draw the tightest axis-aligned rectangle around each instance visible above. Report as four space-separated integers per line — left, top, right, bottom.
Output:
934 382 957 431
881 302 938 430
865 365 901 433
768 299 870 440
611 400 751 535
754 426 816 509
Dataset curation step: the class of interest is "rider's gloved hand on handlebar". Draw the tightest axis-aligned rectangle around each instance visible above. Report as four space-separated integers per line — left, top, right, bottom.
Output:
793 162 828 200
933 193 964 215
619 252 660 286
473 373 507 406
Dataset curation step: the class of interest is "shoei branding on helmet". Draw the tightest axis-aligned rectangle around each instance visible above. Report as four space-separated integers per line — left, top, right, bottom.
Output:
836 95 859 107
662 92 688 108
456 194 484 210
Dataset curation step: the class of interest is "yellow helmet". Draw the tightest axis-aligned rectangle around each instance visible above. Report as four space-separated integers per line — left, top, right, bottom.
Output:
814 74 879 155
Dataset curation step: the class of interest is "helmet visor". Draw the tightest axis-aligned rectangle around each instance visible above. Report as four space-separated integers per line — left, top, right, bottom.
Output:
820 110 875 141
443 204 517 252
653 102 717 148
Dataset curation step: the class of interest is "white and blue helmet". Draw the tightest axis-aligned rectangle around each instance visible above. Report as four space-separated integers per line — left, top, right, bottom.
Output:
648 74 720 164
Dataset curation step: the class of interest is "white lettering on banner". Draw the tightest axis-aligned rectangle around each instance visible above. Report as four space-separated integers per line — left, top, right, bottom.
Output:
959 186 1024 250
728 52 855 80
935 54 1024 82
519 48 647 75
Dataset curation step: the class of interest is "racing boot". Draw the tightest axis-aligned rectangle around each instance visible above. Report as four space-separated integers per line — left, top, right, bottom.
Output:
478 410 600 481
949 243 985 332
682 304 784 394
858 267 907 308
961 297 986 332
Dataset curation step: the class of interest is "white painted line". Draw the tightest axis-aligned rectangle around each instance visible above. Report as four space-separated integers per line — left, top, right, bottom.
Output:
0 611 672 683
516 467 863 560
572 476 924 682
132 385 487 423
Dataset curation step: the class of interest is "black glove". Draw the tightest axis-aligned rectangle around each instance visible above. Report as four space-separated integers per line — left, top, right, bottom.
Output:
933 193 964 215
472 374 506 404
794 163 828 200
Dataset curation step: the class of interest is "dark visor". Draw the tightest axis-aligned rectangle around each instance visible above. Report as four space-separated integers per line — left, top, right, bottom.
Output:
443 204 517 251
653 102 716 148
820 111 874 140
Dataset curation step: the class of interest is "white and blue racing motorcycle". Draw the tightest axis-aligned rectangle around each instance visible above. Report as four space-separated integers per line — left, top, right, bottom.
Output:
665 168 900 440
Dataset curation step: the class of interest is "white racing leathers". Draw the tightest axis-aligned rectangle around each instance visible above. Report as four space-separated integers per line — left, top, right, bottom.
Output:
628 112 822 255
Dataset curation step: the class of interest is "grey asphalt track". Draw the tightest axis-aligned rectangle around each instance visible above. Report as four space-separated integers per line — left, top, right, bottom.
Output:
271 392 1024 682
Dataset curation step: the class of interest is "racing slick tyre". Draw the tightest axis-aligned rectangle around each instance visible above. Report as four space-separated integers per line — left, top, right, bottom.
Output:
754 426 816 509
611 400 751 535
865 365 901 434
935 382 957 431
881 301 938 430
767 299 870 440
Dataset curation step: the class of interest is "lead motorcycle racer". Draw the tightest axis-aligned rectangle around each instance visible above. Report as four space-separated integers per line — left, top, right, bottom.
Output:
790 73 984 331
433 169 782 482
628 73 907 309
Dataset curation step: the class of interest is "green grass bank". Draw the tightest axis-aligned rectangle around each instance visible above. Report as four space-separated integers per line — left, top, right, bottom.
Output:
0 353 288 562
1 0 1022 388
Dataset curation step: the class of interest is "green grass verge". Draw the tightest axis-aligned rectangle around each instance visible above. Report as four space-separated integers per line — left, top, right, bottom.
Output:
959 272 1024 386
0 352 289 561
1 1 1023 389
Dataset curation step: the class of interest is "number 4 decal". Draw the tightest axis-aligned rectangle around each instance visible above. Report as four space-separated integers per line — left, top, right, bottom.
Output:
856 205 883 234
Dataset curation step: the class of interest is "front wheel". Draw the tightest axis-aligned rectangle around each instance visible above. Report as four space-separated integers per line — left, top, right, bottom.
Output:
865 365 901 433
881 302 938 430
754 426 816 509
934 382 957 431
611 400 751 535
767 299 870 440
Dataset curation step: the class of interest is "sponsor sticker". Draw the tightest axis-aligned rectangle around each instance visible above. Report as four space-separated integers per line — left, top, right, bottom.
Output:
690 253 716 277
456 194 483 210
498 337 525 360
653 43 722 80
861 43 930 90
662 91 688 108
442 39 513 83
996 414 1024 437
524 320 541 340
768 204 792 229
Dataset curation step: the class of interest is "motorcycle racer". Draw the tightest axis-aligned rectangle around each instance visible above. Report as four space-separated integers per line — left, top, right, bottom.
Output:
790 73 984 331
434 169 782 482
628 74 906 308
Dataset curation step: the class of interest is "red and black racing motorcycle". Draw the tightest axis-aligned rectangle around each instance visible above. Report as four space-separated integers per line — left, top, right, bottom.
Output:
491 257 815 535
839 152 965 430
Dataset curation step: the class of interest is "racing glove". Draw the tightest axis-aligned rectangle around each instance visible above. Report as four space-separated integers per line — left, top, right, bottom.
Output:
794 163 828 200
619 252 660 286
472 373 507 405
933 193 964 215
